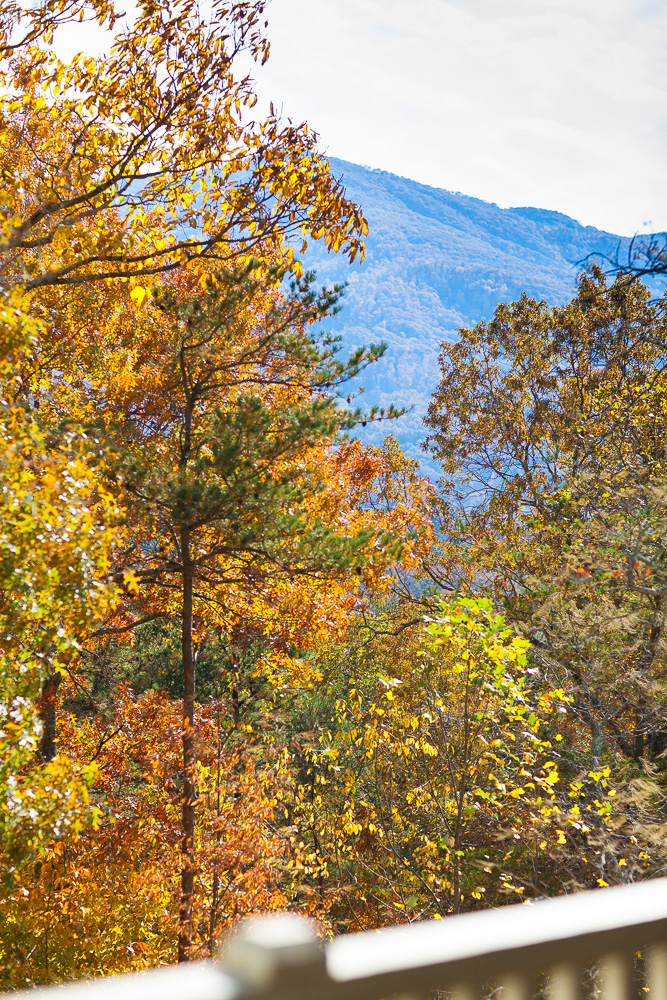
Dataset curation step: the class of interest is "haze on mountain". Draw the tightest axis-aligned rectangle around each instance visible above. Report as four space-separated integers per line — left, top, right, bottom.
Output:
305 158 642 473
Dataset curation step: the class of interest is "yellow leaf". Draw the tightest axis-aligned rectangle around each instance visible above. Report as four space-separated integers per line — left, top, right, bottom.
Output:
130 286 149 307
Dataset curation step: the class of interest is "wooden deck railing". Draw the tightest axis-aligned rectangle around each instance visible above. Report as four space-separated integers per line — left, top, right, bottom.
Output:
11 877 667 1000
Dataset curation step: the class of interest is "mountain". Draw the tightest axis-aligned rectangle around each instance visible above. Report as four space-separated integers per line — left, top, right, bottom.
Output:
303 158 635 473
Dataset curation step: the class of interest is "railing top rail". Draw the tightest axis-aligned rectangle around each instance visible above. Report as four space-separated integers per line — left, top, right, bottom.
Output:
10 877 667 1000
326 876 667 985
5 962 241 1000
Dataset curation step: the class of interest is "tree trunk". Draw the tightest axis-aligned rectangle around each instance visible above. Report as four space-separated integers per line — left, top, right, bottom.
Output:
178 527 196 963
590 718 603 767
39 671 62 761
208 708 222 957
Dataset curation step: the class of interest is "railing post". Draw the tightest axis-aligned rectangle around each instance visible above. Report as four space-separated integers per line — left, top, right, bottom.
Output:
547 962 581 1000
499 971 533 1000
220 912 328 999
448 983 478 1000
647 944 667 1000
598 952 631 1000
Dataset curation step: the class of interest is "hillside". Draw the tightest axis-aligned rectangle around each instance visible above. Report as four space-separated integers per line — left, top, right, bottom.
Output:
305 158 633 471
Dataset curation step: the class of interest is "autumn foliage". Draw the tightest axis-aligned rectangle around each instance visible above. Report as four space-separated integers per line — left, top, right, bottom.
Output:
0 0 666 990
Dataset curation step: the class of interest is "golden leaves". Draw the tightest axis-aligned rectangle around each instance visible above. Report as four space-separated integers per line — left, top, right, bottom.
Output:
0 683 305 984
129 285 149 307
0 0 368 293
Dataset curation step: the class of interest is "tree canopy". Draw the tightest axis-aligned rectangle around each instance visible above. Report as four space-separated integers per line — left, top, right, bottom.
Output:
1 0 667 987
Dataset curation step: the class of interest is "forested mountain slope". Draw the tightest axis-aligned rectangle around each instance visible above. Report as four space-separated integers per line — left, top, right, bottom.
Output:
307 158 635 466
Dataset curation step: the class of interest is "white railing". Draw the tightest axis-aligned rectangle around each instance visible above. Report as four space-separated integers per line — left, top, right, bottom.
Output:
11 878 667 1000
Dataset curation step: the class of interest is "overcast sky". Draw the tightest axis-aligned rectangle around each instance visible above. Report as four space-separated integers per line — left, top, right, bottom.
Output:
57 0 667 236
251 0 667 236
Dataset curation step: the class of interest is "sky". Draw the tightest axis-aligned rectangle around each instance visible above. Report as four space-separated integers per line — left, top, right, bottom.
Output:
53 0 667 237
250 0 667 236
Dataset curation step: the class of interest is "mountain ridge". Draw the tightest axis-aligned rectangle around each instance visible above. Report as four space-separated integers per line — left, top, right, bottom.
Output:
302 158 639 471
